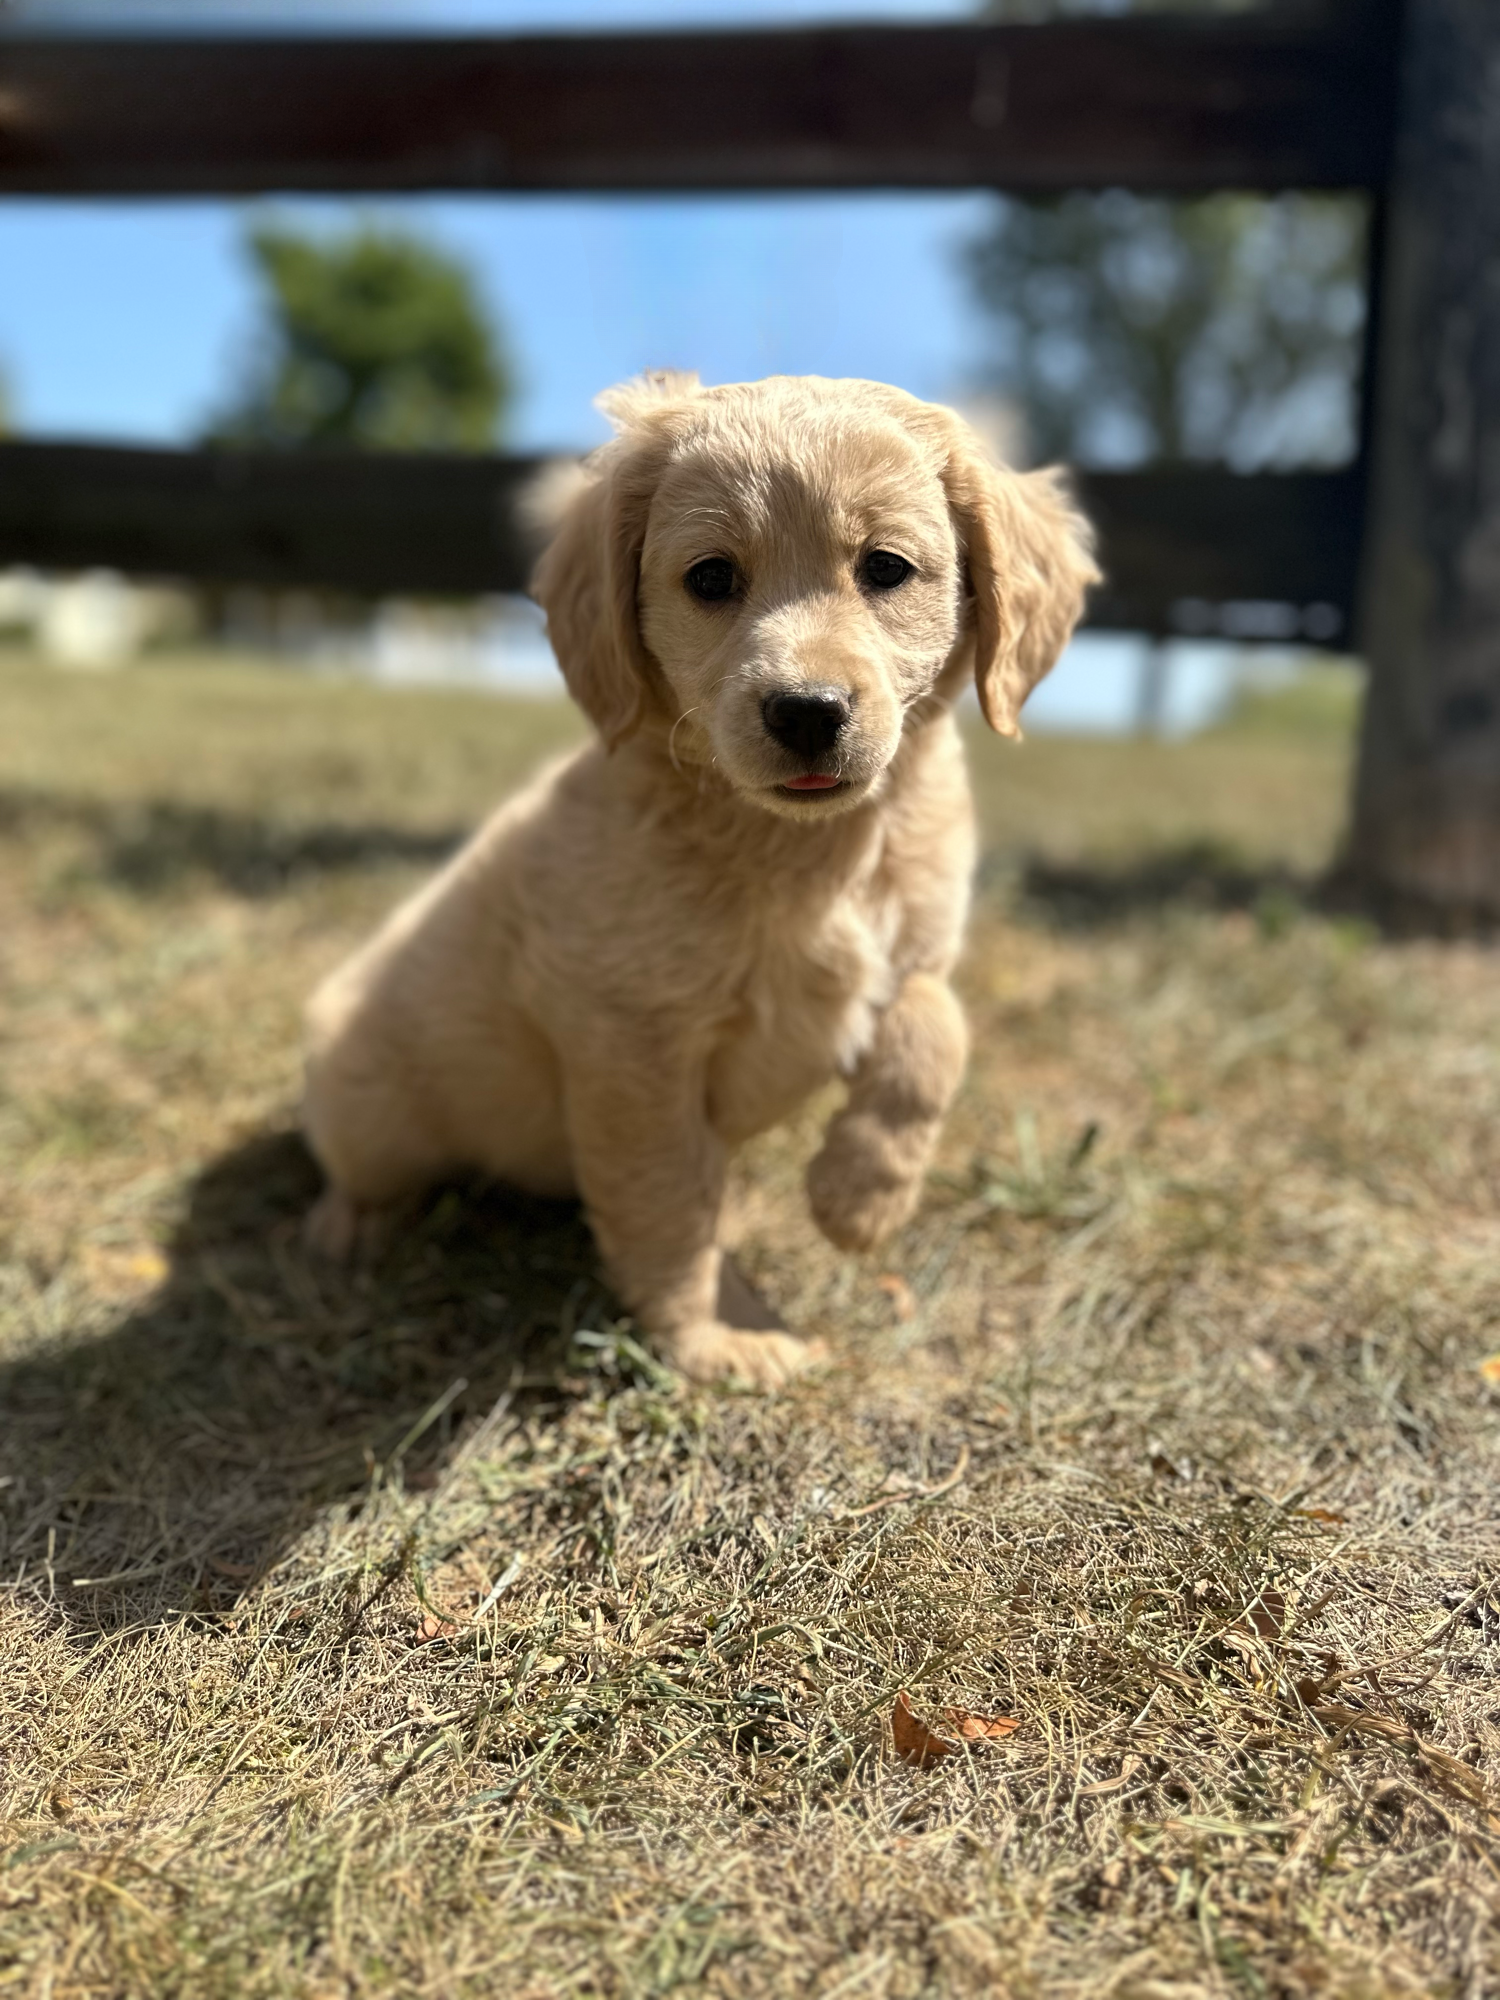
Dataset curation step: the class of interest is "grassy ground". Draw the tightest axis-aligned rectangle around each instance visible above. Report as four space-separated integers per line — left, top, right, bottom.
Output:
3 647 1498 1999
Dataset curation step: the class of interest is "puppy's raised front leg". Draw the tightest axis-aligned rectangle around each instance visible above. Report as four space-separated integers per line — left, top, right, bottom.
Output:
806 972 968 1253
566 1061 820 1389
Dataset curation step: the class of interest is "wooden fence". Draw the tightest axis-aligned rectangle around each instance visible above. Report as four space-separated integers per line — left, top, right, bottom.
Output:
0 4 1398 645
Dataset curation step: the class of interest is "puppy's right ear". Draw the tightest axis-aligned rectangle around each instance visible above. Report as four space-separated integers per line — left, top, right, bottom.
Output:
530 374 697 747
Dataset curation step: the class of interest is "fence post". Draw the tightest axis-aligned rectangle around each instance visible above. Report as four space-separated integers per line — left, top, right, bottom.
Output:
1347 0 1500 921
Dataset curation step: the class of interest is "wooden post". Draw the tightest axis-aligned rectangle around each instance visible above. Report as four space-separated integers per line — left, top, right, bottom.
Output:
1348 0 1500 921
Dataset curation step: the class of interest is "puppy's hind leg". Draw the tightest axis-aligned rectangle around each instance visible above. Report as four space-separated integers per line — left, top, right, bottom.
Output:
300 1042 447 1266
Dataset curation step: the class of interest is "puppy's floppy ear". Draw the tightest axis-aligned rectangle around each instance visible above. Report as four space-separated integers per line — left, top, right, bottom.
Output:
942 423 1100 739
530 373 699 747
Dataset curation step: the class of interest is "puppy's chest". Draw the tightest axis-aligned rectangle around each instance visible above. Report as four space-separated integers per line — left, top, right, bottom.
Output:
706 883 901 1141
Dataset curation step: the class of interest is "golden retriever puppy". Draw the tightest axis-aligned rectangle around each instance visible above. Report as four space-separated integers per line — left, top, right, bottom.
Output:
302 373 1096 1386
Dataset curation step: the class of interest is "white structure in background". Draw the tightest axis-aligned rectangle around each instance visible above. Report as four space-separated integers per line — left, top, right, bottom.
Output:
217 584 561 692
0 565 562 688
40 569 151 667
0 565 194 668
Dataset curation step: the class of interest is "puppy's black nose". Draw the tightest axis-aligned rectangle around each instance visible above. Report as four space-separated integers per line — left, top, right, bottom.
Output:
761 687 851 761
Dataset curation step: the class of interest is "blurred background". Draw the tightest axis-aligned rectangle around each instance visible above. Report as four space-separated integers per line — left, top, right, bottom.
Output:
0 0 1367 740
18 16 1500 1997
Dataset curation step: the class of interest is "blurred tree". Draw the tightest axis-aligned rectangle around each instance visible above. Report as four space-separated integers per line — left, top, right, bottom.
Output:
210 220 509 451
967 191 1367 468
969 0 1367 468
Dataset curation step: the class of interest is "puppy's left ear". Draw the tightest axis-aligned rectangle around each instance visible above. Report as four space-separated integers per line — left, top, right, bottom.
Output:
942 429 1100 738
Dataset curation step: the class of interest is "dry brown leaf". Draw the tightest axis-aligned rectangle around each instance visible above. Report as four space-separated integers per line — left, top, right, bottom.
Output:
1480 1354 1500 1383
946 1707 1020 1741
1246 1589 1287 1640
414 1612 458 1643
892 1690 959 1768
1294 1667 1341 1704
877 1273 917 1322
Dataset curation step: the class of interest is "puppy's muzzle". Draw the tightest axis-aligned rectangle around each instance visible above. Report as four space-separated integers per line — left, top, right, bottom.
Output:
761 687 851 762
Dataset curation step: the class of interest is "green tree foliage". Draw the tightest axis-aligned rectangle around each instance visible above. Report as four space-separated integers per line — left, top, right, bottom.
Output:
967 190 1367 468
968 0 1366 468
212 220 508 451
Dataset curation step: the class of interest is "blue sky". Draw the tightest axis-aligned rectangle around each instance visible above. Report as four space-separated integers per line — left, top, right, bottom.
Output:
0 0 997 448
0 191 1001 452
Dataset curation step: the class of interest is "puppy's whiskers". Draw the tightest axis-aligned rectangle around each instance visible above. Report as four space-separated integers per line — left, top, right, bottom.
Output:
668 707 700 773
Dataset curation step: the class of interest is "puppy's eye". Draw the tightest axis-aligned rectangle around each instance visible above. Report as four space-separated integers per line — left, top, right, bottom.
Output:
685 557 737 603
861 550 913 591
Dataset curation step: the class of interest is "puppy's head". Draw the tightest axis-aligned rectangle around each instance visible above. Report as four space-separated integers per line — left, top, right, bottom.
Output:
532 373 1098 818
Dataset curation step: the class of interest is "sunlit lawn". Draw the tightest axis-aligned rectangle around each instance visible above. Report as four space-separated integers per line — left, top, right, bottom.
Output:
2 645 1496 1999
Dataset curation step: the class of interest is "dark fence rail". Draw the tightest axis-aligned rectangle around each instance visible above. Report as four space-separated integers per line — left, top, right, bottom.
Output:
0 439 1364 646
0 14 1398 198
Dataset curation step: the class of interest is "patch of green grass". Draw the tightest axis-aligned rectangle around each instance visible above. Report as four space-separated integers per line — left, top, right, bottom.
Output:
2 648 1496 1998
1214 658 1365 743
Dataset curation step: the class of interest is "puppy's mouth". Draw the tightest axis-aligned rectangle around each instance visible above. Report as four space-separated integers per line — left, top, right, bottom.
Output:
779 773 845 797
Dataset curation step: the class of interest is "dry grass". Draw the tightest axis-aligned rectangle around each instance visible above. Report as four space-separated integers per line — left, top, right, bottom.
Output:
3 648 1498 1999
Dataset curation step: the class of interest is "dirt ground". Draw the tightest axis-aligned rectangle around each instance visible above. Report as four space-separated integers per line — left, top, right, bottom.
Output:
2 649 1497 1999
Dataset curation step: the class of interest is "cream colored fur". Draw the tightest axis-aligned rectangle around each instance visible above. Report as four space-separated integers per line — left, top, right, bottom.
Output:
302 374 1098 1386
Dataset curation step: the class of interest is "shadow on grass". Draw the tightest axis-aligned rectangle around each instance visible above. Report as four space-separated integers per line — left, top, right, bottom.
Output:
0 1130 616 1639
1001 841 1498 942
0 786 469 895
1009 840 1315 930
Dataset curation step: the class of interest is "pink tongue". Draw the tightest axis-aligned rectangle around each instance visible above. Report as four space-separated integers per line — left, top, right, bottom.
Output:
783 774 841 791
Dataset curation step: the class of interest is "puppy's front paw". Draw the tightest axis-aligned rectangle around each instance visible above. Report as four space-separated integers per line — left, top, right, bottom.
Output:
663 1321 826 1389
806 1113 924 1253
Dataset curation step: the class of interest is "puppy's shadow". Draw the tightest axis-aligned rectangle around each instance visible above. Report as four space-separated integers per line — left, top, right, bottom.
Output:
1012 843 1310 928
0 1131 618 1638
